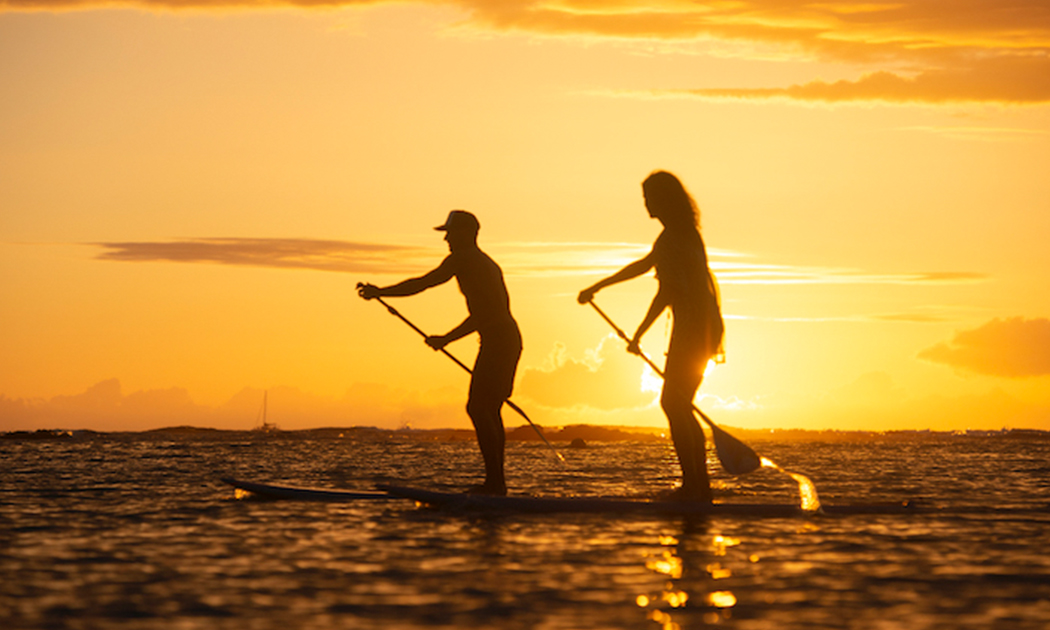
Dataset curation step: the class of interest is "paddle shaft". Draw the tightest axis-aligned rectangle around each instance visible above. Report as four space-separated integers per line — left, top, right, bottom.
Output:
586 300 721 430
368 294 565 463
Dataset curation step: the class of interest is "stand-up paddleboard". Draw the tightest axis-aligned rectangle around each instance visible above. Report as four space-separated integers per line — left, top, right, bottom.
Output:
380 485 921 516
379 484 814 516
220 477 916 515
220 477 392 502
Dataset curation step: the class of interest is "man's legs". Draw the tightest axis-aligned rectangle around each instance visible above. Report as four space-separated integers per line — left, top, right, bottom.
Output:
466 389 506 495
466 332 520 496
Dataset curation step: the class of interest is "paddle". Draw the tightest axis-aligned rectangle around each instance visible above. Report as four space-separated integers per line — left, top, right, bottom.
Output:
585 299 761 475
358 285 566 464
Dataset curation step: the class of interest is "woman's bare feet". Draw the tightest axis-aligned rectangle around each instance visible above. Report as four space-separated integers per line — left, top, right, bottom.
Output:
659 486 712 503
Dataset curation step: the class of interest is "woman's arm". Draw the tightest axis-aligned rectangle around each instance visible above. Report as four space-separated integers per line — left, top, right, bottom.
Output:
628 287 670 355
577 251 655 304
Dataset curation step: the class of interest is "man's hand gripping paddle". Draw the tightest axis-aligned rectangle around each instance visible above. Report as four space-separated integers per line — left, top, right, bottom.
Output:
358 283 565 464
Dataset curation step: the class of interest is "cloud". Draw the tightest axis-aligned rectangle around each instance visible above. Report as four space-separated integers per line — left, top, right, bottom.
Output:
92 238 652 278
492 242 651 278
827 370 906 405
1 0 382 8
0 378 472 431
7 0 1046 105
3 378 212 431
897 126 1050 142
468 0 1050 105
712 262 987 286
516 337 657 410
719 374 1050 431
95 238 437 275
918 317 1050 377
872 312 950 323
676 57 1050 105
94 239 988 291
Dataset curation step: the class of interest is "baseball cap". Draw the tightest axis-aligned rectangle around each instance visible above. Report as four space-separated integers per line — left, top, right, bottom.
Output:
434 210 480 235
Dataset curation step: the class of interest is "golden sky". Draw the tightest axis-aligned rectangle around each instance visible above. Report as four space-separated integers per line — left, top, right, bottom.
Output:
2 0 1049 432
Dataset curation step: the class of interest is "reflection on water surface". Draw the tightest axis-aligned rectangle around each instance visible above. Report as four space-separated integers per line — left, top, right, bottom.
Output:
3 432 1050 629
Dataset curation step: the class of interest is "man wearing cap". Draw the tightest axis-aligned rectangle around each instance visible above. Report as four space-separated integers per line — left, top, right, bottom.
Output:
357 210 523 495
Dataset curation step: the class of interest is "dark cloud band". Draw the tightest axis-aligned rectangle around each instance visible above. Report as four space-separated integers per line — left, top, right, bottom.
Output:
5 0 1048 105
95 238 433 275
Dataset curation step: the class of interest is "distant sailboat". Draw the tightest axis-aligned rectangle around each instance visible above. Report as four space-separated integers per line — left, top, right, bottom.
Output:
254 390 279 432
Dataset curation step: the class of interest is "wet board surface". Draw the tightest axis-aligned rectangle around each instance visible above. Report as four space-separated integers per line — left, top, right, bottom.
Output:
380 485 918 516
220 477 917 515
220 477 392 502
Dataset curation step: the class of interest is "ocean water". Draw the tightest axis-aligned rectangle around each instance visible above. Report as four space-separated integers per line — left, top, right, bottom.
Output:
2 429 1050 630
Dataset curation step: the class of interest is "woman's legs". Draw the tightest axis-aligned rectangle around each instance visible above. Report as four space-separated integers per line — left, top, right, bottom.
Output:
661 336 712 501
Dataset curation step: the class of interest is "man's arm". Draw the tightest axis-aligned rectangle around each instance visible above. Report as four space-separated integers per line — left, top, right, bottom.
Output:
425 316 477 351
359 257 455 299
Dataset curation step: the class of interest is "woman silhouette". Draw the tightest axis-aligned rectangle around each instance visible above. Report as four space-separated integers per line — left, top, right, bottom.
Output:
578 171 724 502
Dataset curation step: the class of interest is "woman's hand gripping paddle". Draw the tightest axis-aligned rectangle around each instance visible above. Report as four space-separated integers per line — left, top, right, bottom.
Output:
585 299 761 475
358 283 566 464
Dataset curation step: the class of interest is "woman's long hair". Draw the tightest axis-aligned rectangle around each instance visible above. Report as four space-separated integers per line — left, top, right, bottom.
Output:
643 171 699 229
645 170 724 361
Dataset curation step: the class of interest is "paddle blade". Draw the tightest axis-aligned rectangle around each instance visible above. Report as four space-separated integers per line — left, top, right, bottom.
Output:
710 424 762 475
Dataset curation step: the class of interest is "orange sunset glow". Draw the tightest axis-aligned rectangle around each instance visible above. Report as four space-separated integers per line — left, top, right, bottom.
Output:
2 0 1049 433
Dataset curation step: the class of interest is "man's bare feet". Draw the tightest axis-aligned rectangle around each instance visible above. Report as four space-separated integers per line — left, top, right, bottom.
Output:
466 482 507 496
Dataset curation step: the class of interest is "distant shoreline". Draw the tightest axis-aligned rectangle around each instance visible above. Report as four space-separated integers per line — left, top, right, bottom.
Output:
4 425 1049 443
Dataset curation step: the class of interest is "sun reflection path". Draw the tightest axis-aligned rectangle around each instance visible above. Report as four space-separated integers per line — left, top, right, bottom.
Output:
637 532 745 629
760 457 822 512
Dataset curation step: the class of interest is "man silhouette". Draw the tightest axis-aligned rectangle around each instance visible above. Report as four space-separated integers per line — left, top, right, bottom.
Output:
358 210 522 495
